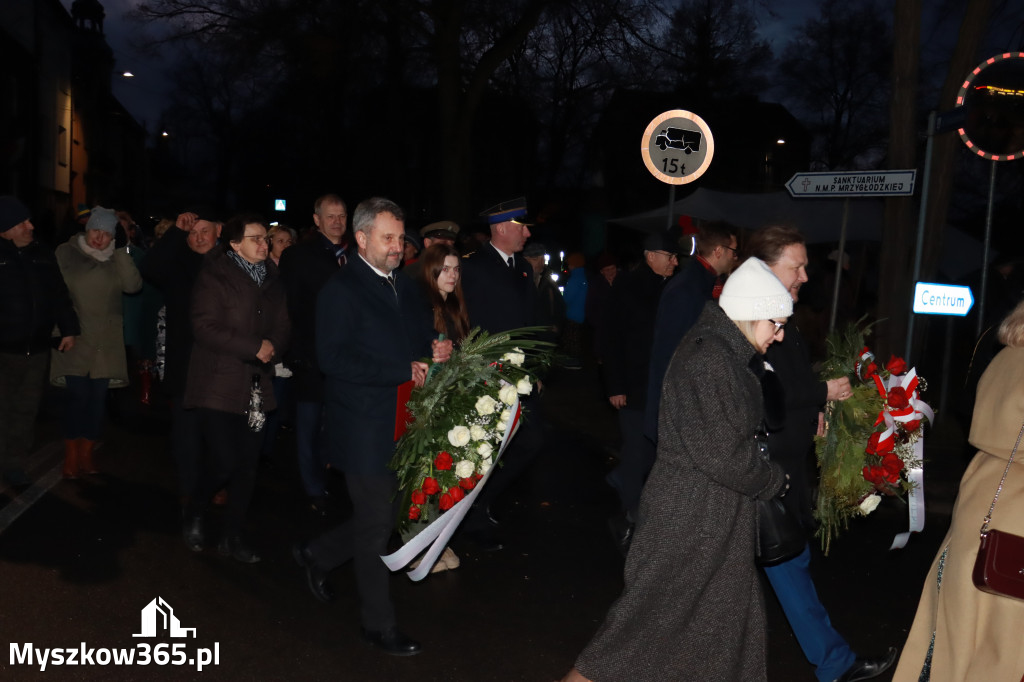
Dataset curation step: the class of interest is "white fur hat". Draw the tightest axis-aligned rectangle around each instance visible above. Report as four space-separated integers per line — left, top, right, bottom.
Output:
719 257 793 321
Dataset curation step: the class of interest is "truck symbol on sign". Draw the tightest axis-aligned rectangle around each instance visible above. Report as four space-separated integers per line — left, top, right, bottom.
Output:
655 127 702 153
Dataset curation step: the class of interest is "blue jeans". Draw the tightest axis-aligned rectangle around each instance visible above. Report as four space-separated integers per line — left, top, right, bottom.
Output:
294 401 326 497
763 544 857 682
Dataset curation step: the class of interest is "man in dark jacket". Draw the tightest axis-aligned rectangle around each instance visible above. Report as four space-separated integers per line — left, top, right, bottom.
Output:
459 197 541 550
278 193 348 512
293 197 445 656
747 225 895 682
601 231 678 545
0 197 80 488
140 211 220 508
644 221 737 441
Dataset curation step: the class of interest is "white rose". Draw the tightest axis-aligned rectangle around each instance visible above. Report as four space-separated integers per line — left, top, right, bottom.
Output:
858 494 882 515
496 420 508 434
502 350 525 367
454 459 475 479
480 458 493 475
470 424 487 441
447 425 471 447
477 442 493 457
499 409 511 423
499 384 518 406
516 377 532 395
475 395 497 416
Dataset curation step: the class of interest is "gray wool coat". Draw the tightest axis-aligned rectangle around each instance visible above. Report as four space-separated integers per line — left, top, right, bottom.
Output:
577 302 787 682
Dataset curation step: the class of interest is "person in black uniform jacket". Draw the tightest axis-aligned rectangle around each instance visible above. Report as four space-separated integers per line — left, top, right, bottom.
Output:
278 193 349 513
601 231 679 547
747 225 896 682
459 197 541 550
140 211 221 510
292 197 449 657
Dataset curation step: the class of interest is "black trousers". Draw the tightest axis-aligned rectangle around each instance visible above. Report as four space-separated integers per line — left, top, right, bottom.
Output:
0 351 49 470
308 473 399 631
186 408 261 537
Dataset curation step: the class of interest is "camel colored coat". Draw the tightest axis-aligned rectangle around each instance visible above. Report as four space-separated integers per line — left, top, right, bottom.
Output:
893 345 1024 682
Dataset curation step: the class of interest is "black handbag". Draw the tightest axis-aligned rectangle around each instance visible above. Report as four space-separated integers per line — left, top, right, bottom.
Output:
754 428 804 566
972 419 1024 601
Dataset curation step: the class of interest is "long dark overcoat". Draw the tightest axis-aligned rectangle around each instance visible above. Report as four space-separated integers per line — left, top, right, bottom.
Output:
316 255 433 476
576 302 787 682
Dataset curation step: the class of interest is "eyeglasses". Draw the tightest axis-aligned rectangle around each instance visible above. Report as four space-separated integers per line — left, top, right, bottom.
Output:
722 244 738 256
241 235 268 243
651 250 679 260
769 319 786 336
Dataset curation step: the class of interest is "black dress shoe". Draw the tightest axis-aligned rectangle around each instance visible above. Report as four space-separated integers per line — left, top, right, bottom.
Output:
360 627 422 656
292 542 333 603
836 647 898 682
182 515 205 553
217 535 261 564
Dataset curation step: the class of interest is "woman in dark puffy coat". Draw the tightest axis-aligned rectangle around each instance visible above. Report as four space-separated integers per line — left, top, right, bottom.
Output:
181 213 289 563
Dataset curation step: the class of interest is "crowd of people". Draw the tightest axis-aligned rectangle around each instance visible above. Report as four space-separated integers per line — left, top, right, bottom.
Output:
1 190 1021 679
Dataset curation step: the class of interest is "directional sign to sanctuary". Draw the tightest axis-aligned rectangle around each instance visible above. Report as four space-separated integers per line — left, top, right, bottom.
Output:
912 282 974 316
786 170 917 197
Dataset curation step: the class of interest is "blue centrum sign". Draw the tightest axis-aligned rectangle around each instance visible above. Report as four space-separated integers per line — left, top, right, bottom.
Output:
913 282 974 316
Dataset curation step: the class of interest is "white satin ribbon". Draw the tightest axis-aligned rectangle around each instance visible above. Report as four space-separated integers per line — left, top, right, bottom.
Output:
890 437 925 550
381 400 522 581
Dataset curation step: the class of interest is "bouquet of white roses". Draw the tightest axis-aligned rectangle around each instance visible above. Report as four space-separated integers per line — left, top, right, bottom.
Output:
390 327 553 528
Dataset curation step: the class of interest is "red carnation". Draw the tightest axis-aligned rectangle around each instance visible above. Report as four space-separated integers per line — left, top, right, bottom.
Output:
449 487 465 503
410 489 427 505
865 432 893 455
408 505 421 521
886 355 908 376
422 477 441 495
460 477 476 490
904 419 921 433
887 386 910 409
882 454 904 478
434 451 453 471
863 465 885 486
438 492 454 511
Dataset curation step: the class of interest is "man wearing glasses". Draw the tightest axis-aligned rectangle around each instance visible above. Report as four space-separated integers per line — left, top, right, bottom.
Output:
644 221 738 443
747 225 896 682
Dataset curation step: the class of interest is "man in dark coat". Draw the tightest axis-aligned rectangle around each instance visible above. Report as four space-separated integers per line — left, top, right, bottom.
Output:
644 221 738 441
0 197 80 488
747 225 896 682
141 211 220 509
459 197 541 550
461 198 536 334
278 193 349 512
601 231 678 544
293 197 445 657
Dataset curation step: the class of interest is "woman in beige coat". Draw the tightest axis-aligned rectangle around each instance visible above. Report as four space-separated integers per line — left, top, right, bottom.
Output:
52 206 142 477
893 300 1024 682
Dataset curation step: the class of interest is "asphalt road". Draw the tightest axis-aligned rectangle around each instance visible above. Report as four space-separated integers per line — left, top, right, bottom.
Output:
0 364 968 681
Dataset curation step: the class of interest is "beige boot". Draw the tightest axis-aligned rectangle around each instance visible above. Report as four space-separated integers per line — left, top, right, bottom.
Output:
62 439 79 479
440 546 460 570
78 439 98 475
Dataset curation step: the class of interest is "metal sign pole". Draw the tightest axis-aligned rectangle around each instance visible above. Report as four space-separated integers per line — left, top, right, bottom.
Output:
977 161 997 338
828 198 850 334
905 111 937 362
665 185 676 232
